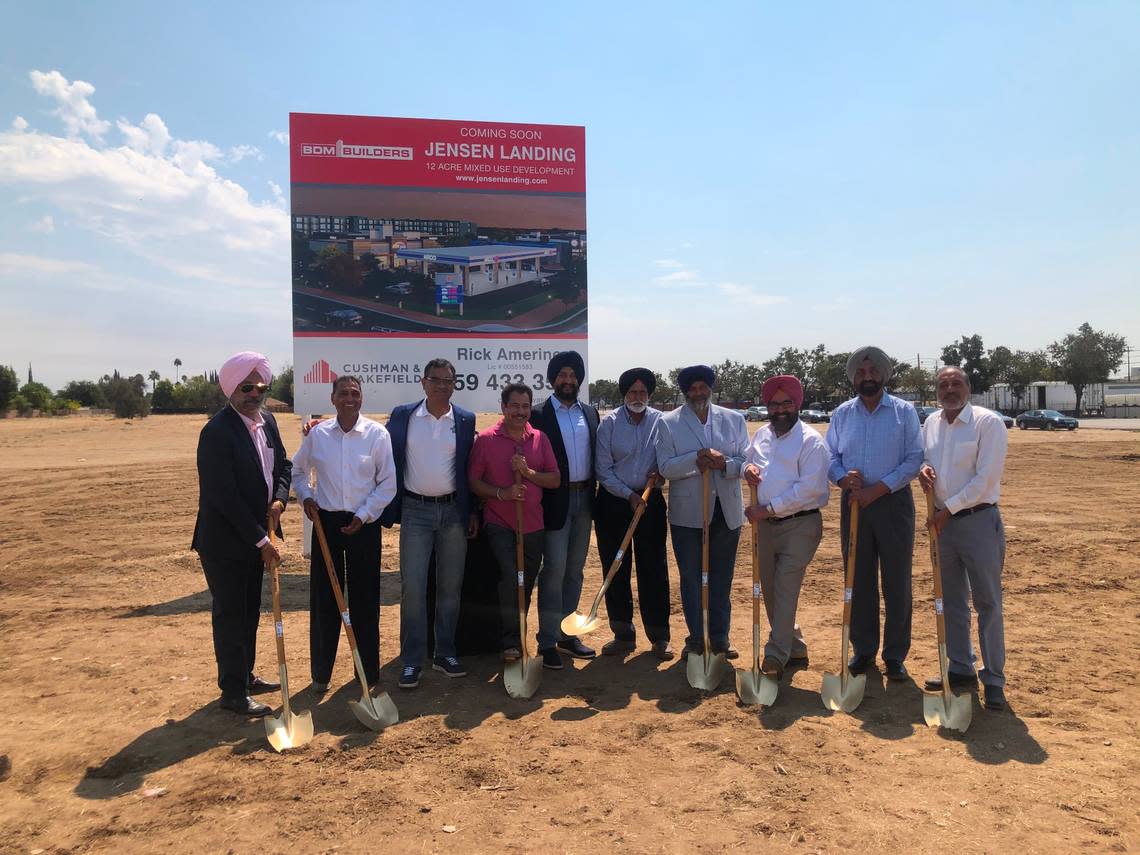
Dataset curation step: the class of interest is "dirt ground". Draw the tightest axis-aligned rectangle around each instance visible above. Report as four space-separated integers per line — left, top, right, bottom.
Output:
1 413 1137 854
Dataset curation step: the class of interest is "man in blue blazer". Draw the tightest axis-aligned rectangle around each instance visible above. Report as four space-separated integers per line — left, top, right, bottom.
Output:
192 351 292 717
656 364 748 661
529 350 600 667
382 358 477 689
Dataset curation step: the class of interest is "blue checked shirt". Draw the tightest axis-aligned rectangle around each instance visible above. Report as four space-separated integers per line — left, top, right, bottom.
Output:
825 393 923 492
595 405 662 500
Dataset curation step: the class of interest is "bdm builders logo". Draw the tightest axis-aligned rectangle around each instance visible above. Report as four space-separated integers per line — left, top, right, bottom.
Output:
303 360 338 384
300 139 413 161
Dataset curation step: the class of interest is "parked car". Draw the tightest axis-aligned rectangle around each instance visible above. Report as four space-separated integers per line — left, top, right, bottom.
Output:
1015 409 1079 431
745 406 768 422
997 412 1015 429
914 405 939 424
802 409 830 423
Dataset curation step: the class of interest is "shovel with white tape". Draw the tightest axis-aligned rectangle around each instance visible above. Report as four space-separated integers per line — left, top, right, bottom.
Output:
820 497 867 713
264 522 315 752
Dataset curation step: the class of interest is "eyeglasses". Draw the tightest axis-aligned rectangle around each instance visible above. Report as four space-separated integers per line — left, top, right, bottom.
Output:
767 401 797 411
240 383 269 394
424 376 456 386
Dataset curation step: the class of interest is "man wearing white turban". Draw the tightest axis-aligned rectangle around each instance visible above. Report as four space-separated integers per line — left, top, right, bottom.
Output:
192 351 293 717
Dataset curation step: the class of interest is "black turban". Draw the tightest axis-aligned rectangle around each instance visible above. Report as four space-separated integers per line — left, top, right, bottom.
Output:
546 350 585 385
618 367 656 396
677 364 716 394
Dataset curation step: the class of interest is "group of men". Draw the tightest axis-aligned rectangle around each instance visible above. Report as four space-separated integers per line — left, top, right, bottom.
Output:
192 344 1009 718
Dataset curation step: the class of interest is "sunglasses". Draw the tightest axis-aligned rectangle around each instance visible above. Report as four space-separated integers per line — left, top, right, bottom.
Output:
240 382 269 394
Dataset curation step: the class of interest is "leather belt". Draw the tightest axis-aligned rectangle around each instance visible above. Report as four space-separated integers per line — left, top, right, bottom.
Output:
768 508 821 524
952 502 996 518
568 480 591 490
404 490 456 504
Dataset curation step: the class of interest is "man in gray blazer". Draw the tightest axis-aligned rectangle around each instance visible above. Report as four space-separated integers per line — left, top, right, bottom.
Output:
656 364 748 660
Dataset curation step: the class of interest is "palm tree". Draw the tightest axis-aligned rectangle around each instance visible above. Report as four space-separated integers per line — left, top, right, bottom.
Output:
148 370 160 393
173 358 182 383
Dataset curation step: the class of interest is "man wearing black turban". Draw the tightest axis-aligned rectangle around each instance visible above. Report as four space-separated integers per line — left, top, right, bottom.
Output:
656 364 749 662
594 368 673 659
530 351 600 667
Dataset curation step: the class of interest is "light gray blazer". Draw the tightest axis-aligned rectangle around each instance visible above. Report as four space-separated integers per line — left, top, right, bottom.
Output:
655 404 748 530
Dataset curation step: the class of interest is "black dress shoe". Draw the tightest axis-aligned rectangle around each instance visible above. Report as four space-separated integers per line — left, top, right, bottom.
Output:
247 675 280 694
984 685 1007 711
786 655 809 670
924 672 978 691
219 695 271 717
556 637 596 659
847 654 873 675
884 660 909 681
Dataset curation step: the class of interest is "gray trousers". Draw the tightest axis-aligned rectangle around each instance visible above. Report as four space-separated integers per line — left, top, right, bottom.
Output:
937 506 1006 688
757 511 822 666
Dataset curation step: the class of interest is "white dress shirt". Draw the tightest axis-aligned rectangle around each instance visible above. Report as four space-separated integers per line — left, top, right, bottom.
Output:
744 419 830 517
232 405 274 506
922 404 1007 514
292 415 397 524
404 401 457 496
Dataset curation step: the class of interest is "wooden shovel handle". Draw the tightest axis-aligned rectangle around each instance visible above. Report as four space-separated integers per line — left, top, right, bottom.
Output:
749 483 761 625
701 470 711 614
514 470 526 606
311 509 362 656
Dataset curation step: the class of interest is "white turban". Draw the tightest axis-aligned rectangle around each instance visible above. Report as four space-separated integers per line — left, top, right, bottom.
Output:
219 351 273 398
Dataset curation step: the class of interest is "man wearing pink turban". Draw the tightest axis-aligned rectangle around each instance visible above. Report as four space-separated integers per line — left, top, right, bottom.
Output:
742 375 830 680
192 351 293 717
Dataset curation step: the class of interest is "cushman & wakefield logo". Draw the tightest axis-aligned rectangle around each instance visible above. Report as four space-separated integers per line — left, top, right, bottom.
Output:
303 360 338 384
300 140 413 161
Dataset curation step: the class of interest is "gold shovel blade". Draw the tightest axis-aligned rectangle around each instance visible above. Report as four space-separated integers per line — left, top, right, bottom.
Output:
686 651 726 691
350 691 399 731
503 657 542 699
923 690 972 733
820 671 867 713
560 611 602 637
264 709 315 752
735 667 779 706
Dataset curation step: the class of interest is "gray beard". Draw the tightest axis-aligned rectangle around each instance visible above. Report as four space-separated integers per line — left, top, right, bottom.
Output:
687 399 710 418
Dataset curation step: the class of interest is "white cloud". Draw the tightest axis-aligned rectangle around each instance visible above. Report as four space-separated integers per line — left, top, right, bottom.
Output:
29 70 111 140
12 116 29 131
117 113 171 156
268 129 289 145
0 251 98 276
653 268 702 287
268 180 285 205
227 144 263 163
653 258 683 269
28 214 55 234
715 281 789 308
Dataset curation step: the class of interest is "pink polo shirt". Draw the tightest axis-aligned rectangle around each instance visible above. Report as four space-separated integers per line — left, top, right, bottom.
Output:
468 419 557 534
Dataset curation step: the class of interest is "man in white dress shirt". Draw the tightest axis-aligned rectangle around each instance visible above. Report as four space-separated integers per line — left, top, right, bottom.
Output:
918 366 1009 711
293 375 397 692
743 375 830 680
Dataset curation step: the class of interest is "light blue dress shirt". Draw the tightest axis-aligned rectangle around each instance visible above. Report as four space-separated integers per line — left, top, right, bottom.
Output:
595 405 662 499
554 399 591 482
825 393 923 492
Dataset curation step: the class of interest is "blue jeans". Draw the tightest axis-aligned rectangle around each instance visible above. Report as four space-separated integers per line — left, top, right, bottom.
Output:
399 497 467 665
537 488 593 650
670 500 740 649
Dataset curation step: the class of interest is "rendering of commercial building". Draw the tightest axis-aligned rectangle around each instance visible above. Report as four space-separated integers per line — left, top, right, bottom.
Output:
395 244 558 297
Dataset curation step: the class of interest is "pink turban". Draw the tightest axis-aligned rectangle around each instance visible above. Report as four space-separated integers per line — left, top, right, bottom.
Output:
219 351 273 398
761 375 804 410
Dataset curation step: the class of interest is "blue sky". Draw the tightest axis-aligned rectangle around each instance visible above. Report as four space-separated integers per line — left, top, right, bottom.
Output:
2 2 1138 389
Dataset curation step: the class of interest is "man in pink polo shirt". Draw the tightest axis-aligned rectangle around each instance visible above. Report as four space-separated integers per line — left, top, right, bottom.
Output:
468 383 560 662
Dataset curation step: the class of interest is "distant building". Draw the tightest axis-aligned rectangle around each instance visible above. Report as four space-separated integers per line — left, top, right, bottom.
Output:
293 215 475 240
395 244 557 297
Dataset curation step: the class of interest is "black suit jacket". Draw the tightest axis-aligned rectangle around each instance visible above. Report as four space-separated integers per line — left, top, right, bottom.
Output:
529 396 599 531
192 406 292 560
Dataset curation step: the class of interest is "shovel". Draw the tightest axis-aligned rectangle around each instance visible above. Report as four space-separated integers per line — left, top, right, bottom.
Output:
503 470 542 699
820 497 867 713
264 522 315 752
311 510 399 731
735 483 779 706
561 476 657 637
921 490 972 733
687 469 725 690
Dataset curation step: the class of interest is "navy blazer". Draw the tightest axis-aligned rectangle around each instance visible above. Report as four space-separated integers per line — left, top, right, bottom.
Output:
530 396 600 531
192 405 291 560
380 399 476 527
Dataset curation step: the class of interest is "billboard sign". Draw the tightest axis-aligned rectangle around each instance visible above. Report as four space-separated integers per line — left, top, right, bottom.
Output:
289 113 587 414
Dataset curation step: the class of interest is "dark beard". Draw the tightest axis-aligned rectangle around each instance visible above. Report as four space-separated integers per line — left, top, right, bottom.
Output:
770 412 796 433
858 379 882 397
556 382 578 402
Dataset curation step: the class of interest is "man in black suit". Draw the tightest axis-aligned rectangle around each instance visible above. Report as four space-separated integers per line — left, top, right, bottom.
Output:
192 351 292 717
530 350 600 668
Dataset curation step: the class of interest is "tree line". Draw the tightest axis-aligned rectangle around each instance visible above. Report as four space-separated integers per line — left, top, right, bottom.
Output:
587 323 1127 415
